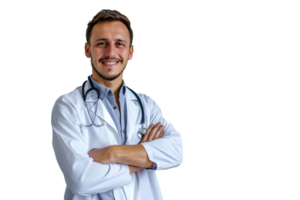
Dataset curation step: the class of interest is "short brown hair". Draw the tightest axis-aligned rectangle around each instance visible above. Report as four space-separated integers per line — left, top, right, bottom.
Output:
86 9 133 47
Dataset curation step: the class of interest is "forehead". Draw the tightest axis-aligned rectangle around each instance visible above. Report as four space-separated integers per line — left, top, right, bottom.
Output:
90 21 130 43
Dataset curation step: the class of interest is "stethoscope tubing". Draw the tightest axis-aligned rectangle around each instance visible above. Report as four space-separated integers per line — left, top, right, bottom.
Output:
81 76 147 138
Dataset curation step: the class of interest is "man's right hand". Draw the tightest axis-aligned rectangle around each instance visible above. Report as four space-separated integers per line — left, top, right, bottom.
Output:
140 122 164 143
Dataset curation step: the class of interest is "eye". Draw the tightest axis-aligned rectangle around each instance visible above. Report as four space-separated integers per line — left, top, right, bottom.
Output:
97 42 124 46
117 42 124 46
97 42 105 45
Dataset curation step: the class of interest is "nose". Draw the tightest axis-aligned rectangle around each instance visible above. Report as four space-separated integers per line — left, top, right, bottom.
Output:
105 43 117 59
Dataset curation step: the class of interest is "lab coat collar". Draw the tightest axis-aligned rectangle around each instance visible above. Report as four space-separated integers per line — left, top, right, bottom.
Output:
84 79 134 102
85 79 140 143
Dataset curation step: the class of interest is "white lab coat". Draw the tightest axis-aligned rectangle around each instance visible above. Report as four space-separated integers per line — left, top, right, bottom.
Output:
51 80 183 200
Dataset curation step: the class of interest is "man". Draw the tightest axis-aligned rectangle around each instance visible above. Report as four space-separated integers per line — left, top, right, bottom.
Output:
51 9 183 200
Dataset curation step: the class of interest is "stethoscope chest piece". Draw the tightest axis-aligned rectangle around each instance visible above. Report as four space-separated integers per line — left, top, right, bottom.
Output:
137 127 147 139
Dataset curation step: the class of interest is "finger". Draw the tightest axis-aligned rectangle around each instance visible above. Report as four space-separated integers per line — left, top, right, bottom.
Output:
158 131 164 138
153 125 164 140
147 123 161 142
147 123 160 142
141 124 154 143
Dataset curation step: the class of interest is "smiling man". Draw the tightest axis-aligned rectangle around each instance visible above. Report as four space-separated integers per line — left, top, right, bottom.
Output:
86 19 133 110
51 9 183 200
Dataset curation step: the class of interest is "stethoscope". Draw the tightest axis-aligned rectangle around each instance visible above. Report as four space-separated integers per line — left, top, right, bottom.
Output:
81 76 147 139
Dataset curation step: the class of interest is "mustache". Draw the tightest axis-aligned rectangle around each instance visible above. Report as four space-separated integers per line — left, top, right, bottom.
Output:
99 56 122 62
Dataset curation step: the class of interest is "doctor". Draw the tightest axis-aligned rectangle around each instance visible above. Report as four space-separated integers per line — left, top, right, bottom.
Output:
51 9 183 200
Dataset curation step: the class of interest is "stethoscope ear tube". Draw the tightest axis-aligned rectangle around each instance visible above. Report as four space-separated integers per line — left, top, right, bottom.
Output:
126 86 147 138
83 99 106 128
126 86 145 125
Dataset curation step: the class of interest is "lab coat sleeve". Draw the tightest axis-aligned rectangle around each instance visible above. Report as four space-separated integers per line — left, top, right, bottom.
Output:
51 96 132 196
140 96 183 171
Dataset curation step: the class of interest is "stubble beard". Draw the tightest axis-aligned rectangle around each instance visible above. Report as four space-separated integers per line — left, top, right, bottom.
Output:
89 55 126 81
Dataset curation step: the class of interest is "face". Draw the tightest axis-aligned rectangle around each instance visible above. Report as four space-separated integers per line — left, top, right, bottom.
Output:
85 21 134 81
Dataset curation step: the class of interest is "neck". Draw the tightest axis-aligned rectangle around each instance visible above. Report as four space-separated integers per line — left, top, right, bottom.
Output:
91 72 123 95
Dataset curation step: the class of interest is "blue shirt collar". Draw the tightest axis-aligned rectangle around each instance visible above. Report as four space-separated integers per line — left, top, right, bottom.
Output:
90 75 126 100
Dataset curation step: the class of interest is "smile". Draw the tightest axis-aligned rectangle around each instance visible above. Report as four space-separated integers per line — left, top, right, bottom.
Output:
102 61 119 67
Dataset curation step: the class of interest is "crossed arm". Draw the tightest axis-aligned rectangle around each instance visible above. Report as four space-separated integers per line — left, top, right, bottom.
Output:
88 122 165 174
88 144 151 173
112 144 153 169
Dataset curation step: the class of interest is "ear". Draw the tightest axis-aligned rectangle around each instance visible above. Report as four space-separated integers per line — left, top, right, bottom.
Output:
85 43 91 58
128 44 136 61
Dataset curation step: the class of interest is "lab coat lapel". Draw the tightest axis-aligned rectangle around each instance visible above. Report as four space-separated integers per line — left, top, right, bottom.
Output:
123 89 143 199
84 80 118 134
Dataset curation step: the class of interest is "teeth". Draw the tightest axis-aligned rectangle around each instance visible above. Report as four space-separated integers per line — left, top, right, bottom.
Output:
104 62 117 65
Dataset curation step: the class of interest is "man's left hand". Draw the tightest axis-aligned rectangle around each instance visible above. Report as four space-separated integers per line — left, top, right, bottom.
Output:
88 146 115 165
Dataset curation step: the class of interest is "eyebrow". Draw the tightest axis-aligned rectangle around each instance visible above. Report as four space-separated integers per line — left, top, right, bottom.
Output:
95 38 127 43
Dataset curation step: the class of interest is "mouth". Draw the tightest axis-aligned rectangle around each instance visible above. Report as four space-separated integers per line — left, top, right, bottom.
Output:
101 61 120 67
